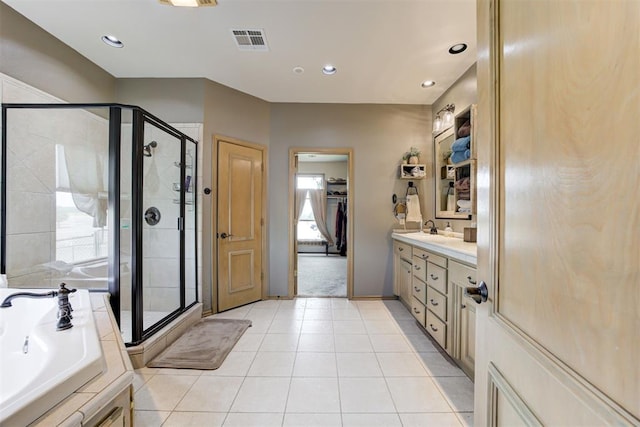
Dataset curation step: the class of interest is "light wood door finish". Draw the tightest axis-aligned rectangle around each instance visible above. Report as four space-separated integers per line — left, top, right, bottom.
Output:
217 140 264 312
475 0 639 425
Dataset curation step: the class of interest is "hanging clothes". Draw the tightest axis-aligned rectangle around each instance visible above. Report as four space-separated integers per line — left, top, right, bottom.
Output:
335 201 344 251
340 198 347 256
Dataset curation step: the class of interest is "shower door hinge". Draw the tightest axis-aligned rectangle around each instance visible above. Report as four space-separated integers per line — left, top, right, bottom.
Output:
261 218 264 226
294 270 297 277
177 217 184 231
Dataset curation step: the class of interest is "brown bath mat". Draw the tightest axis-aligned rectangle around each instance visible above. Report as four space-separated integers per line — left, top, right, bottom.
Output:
147 318 252 370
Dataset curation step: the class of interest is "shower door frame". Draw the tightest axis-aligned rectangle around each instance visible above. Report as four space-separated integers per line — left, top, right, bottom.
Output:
0 103 199 346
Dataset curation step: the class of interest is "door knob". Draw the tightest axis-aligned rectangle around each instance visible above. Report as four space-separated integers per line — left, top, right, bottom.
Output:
219 232 232 239
465 281 488 304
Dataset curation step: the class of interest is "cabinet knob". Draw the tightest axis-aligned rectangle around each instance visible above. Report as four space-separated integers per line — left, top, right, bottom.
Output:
429 324 438 332
414 287 421 292
414 266 421 271
467 275 477 285
430 299 438 306
465 281 488 304
461 304 467 309
413 308 421 314
422 254 428 259
398 247 403 252
430 274 438 280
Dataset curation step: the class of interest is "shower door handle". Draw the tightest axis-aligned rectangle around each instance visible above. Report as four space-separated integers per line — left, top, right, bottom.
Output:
144 207 161 226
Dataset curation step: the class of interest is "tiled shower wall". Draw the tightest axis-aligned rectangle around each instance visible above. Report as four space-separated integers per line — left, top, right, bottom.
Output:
0 73 203 314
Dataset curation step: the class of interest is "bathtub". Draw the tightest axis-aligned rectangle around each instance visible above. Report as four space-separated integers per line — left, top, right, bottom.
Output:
0 288 104 426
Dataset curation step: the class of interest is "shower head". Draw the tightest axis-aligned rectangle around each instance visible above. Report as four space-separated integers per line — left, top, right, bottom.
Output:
143 141 158 157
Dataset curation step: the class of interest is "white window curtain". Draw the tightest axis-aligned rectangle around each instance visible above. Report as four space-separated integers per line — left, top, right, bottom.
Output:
295 188 308 222
307 189 334 245
59 145 108 227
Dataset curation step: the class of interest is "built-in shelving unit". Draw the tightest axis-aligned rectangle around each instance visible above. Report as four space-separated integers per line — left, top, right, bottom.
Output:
434 105 477 219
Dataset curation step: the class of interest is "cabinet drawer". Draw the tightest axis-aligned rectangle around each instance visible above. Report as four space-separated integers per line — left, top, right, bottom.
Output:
394 241 412 260
426 310 447 349
412 256 426 282
427 264 447 294
412 278 426 304
426 286 447 321
411 297 426 326
449 260 477 287
413 247 447 268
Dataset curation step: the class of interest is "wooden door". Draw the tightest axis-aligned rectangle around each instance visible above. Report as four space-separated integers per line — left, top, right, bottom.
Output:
474 0 639 425
217 139 264 312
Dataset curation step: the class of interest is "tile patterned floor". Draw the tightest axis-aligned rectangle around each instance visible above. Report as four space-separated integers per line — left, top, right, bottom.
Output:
133 298 474 426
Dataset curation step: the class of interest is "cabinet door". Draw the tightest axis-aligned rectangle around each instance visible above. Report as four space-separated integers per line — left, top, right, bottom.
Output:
459 293 476 379
398 258 412 306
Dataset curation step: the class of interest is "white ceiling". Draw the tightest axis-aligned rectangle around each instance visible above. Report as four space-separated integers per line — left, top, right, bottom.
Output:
2 0 477 105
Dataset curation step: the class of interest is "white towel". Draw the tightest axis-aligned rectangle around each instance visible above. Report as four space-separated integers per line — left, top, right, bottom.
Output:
457 199 472 209
405 194 422 223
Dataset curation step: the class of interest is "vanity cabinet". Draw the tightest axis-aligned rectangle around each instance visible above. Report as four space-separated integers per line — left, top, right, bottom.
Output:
392 234 477 379
434 104 477 219
450 260 477 379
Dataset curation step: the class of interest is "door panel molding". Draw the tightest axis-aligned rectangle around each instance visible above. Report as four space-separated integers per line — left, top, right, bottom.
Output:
492 314 638 426
227 249 255 294
488 363 542 427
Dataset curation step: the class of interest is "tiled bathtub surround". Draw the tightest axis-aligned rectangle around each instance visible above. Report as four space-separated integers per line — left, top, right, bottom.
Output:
133 298 474 427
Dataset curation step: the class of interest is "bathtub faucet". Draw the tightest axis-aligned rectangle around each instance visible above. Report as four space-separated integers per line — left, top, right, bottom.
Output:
0 290 57 308
56 283 76 331
0 283 77 331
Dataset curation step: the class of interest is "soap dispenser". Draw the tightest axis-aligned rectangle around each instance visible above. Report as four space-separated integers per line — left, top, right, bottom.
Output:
444 222 453 237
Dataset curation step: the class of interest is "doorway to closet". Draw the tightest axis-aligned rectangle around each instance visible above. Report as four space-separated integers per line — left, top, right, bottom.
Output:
289 149 353 298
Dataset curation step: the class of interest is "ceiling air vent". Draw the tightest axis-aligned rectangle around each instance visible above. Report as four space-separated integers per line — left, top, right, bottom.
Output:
231 29 269 51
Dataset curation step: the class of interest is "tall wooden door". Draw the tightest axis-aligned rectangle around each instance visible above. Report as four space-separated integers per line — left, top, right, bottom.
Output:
474 0 639 425
217 139 264 312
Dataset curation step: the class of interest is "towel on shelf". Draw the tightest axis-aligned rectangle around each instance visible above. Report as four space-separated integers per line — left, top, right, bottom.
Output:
457 199 472 209
457 120 471 138
451 149 471 164
451 136 471 152
455 177 471 191
405 194 422 223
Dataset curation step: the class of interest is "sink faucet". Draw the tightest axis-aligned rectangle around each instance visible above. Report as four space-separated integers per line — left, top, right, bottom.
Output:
1 283 76 331
424 219 438 235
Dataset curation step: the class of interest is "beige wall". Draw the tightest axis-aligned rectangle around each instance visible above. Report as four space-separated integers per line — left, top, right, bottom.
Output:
269 103 431 297
430 63 477 232
0 2 115 103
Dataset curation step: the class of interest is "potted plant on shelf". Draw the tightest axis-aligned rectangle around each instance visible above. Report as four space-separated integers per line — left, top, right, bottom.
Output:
404 147 421 164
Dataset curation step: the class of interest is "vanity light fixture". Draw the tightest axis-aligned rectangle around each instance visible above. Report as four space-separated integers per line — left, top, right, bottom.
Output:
421 80 436 88
433 103 455 133
448 43 468 54
101 35 124 48
322 65 337 75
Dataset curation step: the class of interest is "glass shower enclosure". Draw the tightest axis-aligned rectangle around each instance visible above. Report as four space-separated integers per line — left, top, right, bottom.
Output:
1 103 198 345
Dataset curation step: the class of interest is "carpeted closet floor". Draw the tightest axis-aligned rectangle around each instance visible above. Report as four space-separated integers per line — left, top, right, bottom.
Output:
297 254 347 297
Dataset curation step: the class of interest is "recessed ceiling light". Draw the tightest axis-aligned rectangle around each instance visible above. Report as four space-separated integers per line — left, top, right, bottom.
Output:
293 66 305 74
101 35 123 48
322 65 337 75
448 43 467 54
421 80 436 88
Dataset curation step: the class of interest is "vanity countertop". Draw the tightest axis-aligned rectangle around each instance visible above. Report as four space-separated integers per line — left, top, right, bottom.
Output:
392 231 477 266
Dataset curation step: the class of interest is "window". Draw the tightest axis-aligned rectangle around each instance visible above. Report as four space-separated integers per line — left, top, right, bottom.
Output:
297 174 323 240
55 145 108 263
